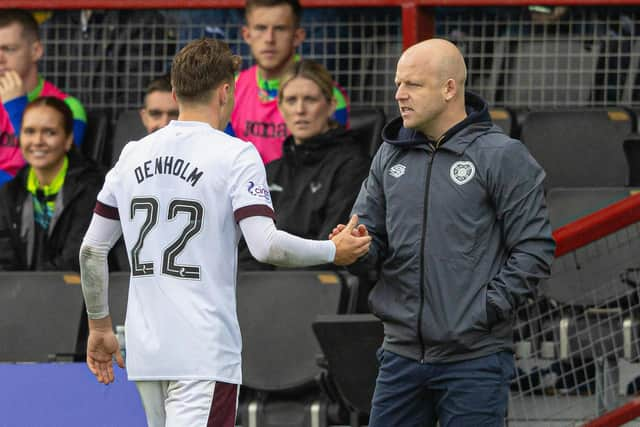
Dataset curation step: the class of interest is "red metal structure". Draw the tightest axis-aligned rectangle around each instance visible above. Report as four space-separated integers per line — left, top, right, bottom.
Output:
2 0 638 50
554 193 640 257
584 397 640 427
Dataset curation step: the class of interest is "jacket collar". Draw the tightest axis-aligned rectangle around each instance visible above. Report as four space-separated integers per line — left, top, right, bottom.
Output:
281 126 356 166
381 92 493 154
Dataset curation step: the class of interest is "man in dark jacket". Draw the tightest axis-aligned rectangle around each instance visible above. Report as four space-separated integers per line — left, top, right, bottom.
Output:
341 39 556 426
239 126 369 271
0 147 103 271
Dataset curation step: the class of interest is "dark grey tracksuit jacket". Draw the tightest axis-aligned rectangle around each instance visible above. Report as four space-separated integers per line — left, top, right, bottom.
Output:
349 92 556 363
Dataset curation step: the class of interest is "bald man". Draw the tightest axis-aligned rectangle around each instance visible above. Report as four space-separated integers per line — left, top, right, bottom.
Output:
340 39 555 426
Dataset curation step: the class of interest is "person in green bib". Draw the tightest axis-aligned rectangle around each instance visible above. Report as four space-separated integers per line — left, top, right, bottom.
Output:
0 96 103 271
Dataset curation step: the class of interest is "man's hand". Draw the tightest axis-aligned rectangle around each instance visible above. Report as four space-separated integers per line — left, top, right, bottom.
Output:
0 70 25 103
329 220 368 240
332 215 371 265
86 317 124 385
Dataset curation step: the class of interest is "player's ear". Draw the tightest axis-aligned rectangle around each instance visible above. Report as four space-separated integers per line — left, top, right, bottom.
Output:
219 83 230 107
31 39 44 63
293 27 305 49
241 25 251 44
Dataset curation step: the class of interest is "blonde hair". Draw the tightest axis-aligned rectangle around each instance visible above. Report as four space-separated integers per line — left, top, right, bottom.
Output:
278 59 335 105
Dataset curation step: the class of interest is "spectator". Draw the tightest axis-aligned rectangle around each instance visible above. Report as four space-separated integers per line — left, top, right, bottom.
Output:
239 59 369 270
0 97 102 271
139 74 179 134
110 75 180 168
0 10 87 186
230 0 350 164
335 39 555 425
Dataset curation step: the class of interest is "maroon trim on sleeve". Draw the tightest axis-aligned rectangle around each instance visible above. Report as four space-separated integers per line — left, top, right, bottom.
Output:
234 204 275 223
94 201 120 220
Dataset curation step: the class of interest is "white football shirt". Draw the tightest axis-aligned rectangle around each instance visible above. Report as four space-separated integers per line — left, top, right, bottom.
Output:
95 120 274 382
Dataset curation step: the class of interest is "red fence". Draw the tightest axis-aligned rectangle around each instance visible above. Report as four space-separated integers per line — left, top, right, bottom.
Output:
554 193 640 257
4 0 640 50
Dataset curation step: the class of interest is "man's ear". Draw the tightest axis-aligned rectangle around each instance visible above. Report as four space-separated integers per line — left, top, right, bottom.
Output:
444 78 457 102
31 40 44 63
241 25 251 44
292 27 306 49
219 83 230 107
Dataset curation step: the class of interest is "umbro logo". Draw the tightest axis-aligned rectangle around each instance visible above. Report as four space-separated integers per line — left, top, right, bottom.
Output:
389 164 406 178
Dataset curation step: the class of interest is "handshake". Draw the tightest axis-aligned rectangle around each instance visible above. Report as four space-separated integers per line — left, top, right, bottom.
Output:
330 214 371 266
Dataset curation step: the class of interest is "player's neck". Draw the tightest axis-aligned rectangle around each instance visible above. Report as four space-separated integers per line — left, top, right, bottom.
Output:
258 55 296 81
23 68 40 93
178 105 224 131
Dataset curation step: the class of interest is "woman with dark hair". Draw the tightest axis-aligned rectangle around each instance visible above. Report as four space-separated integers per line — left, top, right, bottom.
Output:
0 96 104 270
239 60 370 270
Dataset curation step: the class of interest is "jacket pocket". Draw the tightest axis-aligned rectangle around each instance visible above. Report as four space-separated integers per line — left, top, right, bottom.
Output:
469 285 490 332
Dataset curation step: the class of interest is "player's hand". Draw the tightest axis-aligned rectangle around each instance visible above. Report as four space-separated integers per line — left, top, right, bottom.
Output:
329 222 367 239
86 325 125 385
0 70 25 102
332 214 371 266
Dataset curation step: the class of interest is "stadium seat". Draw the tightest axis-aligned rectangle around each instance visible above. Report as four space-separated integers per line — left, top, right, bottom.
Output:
546 187 639 229
621 41 640 105
515 188 640 399
543 187 640 306
349 106 386 159
0 272 85 362
312 314 383 427
109 109 147 167
624 133 640 186
108 272 130 328
109 238 131 272
236 270 358 427
500 40 601 107
520 109 634 189
489 107 516 137
82 109 111 166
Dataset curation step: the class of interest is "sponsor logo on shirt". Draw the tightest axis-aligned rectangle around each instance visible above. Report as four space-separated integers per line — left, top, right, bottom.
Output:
389 164 406 178
243 121 288 139
450 161 475 185
248 181 272 202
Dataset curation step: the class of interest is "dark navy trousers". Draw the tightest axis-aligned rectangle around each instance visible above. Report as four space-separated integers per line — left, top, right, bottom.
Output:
369 349 515 427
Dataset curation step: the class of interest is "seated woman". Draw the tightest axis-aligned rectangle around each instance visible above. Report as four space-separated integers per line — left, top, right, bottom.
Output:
0 97 104 271
239 59 370 270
